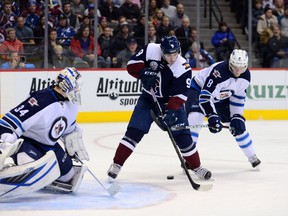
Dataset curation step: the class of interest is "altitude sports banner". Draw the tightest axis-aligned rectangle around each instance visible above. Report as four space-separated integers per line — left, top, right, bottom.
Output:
0 68 287 121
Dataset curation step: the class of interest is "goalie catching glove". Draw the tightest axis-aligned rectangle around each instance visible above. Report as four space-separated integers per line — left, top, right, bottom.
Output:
63 127 89 161
230 114 246 136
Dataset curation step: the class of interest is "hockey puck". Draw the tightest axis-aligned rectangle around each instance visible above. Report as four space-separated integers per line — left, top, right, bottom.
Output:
167 175 174 180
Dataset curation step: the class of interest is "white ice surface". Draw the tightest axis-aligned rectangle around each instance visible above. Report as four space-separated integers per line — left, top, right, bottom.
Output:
1 121 288 216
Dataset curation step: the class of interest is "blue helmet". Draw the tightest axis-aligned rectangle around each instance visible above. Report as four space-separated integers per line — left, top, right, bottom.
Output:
160 35 181 54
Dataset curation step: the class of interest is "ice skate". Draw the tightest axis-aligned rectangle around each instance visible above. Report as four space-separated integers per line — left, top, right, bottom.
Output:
193 166 212 180
181 161 212 180
248 155 261 168
107 163 122 182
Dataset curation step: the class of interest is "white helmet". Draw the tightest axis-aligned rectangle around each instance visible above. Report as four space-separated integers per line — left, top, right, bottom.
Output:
56 67 83 104
229 49 248 72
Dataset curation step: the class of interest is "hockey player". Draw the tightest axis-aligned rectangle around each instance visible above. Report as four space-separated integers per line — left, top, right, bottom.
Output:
0 67 89 199
107 35 212 182
185 49 261 168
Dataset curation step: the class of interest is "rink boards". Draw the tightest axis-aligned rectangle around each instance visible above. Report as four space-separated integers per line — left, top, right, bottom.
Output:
0 68 287 121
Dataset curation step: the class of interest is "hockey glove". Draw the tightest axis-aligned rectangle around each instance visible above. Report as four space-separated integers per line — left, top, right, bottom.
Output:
207 113 222 133
158 109 178 130
230 114 246 136
139 67 158 90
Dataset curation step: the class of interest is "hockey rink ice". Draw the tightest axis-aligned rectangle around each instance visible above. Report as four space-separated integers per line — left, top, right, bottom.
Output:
1 120 288 216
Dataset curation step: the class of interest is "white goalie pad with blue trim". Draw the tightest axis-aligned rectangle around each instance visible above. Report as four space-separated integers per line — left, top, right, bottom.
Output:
0 150 60 200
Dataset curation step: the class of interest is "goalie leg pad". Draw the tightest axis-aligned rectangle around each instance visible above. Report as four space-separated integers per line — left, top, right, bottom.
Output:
0 150 60 199
0 139 24 170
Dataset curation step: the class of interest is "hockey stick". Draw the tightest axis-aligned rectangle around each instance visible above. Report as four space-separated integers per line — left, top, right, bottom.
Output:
170 124 229 131
149 89 212 191
75 155 121 196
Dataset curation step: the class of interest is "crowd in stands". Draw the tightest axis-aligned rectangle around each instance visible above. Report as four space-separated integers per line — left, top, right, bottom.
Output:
233 0 288 67
0 0 286 69
0 0 217 69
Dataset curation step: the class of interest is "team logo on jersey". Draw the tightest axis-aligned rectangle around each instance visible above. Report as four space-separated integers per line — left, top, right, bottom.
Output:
215 90 233 101
49 117 68 141
149 61 159 71
28 97 39 107
182 62 190 70
212 69 221 78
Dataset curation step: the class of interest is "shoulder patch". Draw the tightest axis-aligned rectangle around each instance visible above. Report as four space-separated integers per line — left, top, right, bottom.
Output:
212 69 222 78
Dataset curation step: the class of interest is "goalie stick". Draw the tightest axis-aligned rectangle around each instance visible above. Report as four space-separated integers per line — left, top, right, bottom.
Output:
170 124 229 131
149 89 212 191
75 155 120 196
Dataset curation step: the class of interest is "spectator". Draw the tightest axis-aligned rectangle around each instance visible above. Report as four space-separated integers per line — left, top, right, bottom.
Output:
120 0 141 23
184 42 215 68
115 37 139 68
0 28 24 61
148 0 158 19
111 21 133 56
99 0 122 23
98 16 108 35
273 0 285 17
152 8 165 28
171 3 189 29
160 0 177 22
71 0 86 19
156 15 174 39
133 14 145 49
257 5 278 36
14 16 35 46
252 0 264 43
83 3 101 31
98 26 113 68
279 5 288 37
62 1 80 29
265 24 288 67
3 0 20 16
56 14 76 47
0 0 17 29
181 27 205 57
70 25 104 67
1 50 35 69
48 45 71 68
147 24 161 44
211 21 236 61
175 16 192 54
33 14 54 45
38 28 61 63
112 15 128 36
20 0 40 32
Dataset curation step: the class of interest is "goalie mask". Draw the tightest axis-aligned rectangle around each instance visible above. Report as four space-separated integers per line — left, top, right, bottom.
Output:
56 67 83 104
160 35 181 64
229 49 248 77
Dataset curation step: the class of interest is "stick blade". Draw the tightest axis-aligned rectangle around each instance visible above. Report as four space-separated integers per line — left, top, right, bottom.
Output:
197 183 213 191
107 182 121 196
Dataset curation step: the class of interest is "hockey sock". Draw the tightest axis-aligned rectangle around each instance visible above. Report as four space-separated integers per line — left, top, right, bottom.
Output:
183 151 201 170
113 143 133 166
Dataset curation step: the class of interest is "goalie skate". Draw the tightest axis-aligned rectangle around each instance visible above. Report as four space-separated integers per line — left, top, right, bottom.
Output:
44 164 87 193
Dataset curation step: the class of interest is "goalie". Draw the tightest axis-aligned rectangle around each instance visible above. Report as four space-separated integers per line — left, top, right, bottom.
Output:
0 67 89 199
